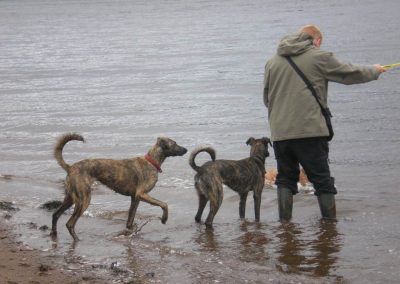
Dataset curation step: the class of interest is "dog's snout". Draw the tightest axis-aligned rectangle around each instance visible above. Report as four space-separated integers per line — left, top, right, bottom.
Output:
180 147 188 155
171 145 187 156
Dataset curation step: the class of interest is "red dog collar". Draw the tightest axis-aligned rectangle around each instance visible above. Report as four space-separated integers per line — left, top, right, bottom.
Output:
145 154 162 173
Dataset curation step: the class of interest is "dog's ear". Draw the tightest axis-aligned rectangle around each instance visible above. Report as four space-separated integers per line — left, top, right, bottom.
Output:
157 137 168 149
246 137 255 146
262 137 272 147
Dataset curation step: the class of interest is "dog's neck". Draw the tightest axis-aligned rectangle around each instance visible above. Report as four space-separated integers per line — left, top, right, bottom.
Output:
146 146 166 169
250 151 266 167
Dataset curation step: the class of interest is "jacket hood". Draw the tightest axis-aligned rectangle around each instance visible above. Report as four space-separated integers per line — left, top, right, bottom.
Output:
277 32 314 56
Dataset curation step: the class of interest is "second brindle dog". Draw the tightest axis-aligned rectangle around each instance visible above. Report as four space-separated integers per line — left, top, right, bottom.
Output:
189 137 271 228
51 133 187 241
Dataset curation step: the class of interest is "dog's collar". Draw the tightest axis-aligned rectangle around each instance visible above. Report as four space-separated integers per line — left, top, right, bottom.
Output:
145 154 162 173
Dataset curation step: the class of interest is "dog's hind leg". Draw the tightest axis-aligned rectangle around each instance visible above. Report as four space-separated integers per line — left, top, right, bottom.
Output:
205 183 223 228
126 196 140 229
65 179 92 241
66 194 91 241
51 194 73 239
195 193 208 223
194 179 208 222
239 192 248 219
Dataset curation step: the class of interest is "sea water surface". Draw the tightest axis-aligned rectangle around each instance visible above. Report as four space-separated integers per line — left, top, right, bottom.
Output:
1 0 400 283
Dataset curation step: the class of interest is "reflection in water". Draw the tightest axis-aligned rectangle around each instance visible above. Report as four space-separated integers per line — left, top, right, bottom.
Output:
275 222 306 273
60 240 88 268
193 221 271 265
274 220 343 278
306 220 342 277
193 226 219 251
125 244 147 279
238 221 270 265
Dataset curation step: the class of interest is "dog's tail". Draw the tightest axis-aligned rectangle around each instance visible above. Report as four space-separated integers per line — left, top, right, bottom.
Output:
54 133 85 173
189 146 216 172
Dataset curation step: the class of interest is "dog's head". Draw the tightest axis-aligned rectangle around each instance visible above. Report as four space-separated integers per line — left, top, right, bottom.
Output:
246 137 272 159
157 137 188 157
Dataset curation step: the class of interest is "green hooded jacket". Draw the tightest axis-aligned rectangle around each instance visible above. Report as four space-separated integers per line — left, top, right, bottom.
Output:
264 32 380 142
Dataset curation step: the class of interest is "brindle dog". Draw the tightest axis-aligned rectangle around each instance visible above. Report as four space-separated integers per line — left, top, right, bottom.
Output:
189 137 272 228
51 133 187 241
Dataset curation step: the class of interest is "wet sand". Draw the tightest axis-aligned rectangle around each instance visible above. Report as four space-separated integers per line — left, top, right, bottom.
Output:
0 221 92 284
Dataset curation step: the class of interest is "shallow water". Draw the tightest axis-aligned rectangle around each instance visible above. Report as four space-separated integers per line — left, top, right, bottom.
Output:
1 0 400 283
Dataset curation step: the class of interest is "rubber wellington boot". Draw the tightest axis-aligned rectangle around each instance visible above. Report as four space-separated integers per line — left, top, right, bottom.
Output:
277 187 293 221
317 194 336 219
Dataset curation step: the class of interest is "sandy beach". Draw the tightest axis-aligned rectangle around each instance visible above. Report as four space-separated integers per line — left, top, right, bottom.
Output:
0 220 91 284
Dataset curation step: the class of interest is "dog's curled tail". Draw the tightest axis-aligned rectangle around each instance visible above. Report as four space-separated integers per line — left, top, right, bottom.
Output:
54 133 85 172
189 146 216 172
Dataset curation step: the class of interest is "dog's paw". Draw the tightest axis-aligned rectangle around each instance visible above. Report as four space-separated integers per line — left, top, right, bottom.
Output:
161 209 168 224
117 229 134 237
205 222 214 230
160 215 168 224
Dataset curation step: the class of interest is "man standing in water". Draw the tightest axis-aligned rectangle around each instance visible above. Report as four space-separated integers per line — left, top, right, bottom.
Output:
263 25 385 221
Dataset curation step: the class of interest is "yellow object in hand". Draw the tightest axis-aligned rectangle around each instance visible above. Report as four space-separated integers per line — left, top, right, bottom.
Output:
382 63 400 69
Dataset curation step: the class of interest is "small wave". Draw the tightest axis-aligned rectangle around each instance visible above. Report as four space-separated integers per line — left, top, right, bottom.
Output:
0 173 62 187
0 174 14 181
159 177 193 190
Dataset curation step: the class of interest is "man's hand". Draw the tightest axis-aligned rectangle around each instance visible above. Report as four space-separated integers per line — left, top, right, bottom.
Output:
374 64 387 73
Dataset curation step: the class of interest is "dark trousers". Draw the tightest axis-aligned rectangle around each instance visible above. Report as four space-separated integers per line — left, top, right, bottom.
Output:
273 137 336 196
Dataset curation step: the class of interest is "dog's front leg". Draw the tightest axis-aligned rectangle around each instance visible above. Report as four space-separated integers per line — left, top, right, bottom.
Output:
138 193 168 224
126 196 140 229
239 192 248 219
253 187 262 221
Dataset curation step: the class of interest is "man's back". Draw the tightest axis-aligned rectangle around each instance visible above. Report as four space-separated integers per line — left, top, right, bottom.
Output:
264 32 380 142
264 24 385 223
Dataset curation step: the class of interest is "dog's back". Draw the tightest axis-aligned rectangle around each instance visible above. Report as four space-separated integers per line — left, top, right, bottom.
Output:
190 146 265 195
190 137 271 227
69 158 146 196
207 158 263 185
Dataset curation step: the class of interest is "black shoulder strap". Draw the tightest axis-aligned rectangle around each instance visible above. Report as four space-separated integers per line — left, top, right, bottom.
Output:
285 56 332 117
